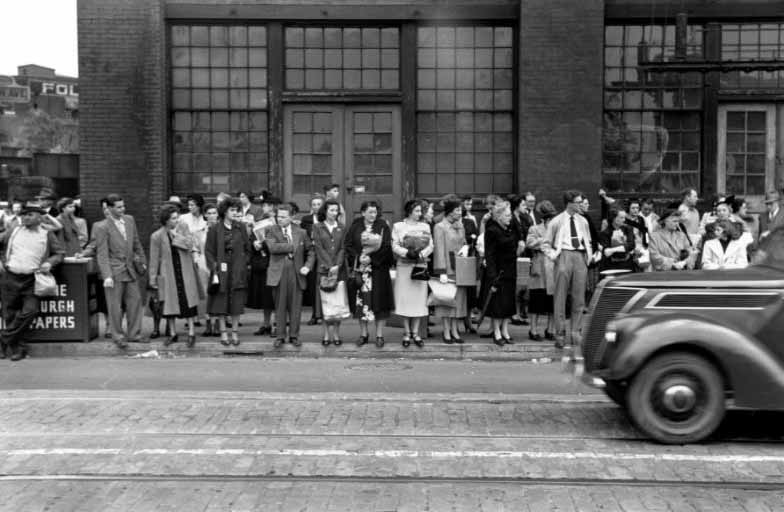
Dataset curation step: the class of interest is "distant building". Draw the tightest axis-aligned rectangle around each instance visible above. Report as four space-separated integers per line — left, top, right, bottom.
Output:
12 65 79 119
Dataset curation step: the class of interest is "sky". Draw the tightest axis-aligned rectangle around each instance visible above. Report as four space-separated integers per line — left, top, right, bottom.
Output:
0 0 78 78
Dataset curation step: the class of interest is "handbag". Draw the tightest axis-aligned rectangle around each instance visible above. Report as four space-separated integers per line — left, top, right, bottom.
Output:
410 264 430 281
34 271 58 297
455 255 477 286
349 261 364 289
207 270 220 295
427 278 457 308
319 269 339 292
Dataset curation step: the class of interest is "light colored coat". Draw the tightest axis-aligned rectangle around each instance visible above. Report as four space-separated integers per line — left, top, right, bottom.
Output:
701 238 749 270
526 223 555 294
149 226 201 316
93 214 146 281
433 218 465 277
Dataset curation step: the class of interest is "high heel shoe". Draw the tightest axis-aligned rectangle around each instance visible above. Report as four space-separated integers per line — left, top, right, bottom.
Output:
357 335 369 347
451 333 464 344
544 330 555 341
413 335 424 348
230 330 240 346
187 334 196 348
322 338 331 346
442 332 453 344
402 332 411 348
202 320 213 337
503 335 514 344
150 328 160 339
333 338 342 346
375 336 385 348
528 331 543 341
220 331 230 346
164 334 178 347
492 335 505 346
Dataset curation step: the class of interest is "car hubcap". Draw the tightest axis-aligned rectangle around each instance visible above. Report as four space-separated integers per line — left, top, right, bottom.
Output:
661 384 697 414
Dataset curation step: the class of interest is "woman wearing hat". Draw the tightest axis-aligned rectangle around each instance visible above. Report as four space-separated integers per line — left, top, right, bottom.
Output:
649 204 699 271
432 199 468 343
525 201 557 341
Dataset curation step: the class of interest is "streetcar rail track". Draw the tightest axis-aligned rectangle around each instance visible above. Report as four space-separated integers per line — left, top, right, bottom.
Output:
1 473 782 491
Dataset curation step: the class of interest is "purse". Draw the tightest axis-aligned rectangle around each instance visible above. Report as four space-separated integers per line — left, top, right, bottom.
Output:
207 270 220 295
319 270 339 292
34 271 58 297
410 265 430 281
427 279 458 308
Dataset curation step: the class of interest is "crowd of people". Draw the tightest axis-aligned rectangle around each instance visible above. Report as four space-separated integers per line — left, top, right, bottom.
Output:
0 182 776 360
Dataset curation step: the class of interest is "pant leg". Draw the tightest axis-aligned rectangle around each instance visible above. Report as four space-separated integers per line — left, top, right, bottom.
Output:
104 281 126 340
1 274 37 351
289 278 304 337
0 275 21 348
274 283 287 339
123 279 143 339
553 252 573 336
569 253 588 342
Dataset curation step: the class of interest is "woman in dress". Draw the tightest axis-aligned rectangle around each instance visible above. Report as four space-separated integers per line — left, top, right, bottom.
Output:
433 199 468 343
526 201 557 341
598 207 636 274
247 195 276 336
149 205 200 347
701 219 750 270
199 203 219 336
205 197 251 346
484 201 524 345
312 199 346 346
178 194 211 334
392 199 433 348
344 201 394 348
55 197 85 256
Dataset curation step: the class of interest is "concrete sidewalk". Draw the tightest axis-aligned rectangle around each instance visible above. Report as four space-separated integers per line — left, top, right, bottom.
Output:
25 307 569 361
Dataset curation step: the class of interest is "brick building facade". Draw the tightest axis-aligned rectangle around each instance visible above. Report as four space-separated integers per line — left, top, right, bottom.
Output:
77 0 784 241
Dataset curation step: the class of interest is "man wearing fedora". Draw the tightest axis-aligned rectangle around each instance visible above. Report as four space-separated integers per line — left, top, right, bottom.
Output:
0 202 65 360
760 190 784 240
93 194 147 348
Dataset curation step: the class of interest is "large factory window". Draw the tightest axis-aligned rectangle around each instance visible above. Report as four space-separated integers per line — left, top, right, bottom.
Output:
602 24 703 194
415 26 515 195
170 25 269 194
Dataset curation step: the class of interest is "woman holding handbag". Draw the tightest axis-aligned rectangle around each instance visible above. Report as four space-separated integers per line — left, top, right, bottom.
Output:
392 199 433 348
204 197 251 346
344 201 394 348
432 199 468 343
312 199 347 346
149 205 200 347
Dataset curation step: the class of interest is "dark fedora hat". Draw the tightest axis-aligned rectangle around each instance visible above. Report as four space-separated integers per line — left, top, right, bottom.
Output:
35 187 58 201
21 201 46 215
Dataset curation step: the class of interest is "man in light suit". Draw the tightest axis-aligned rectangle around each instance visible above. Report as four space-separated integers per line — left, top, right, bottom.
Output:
266 203 315 348
93 194 147 348
760 190 784 240
545 190 594 349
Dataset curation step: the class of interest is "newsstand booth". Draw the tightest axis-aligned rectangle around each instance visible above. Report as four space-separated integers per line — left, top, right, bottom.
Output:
0 259 100 342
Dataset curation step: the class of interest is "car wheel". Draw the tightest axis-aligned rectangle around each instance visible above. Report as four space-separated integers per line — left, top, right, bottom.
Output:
627 352 724 444
603 381 627 406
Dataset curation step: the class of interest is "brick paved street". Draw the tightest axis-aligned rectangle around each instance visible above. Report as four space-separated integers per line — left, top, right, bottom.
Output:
1 359 783 510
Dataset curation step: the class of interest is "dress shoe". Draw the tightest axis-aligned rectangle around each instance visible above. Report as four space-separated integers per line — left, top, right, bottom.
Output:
333 339 342 346
375 336 385 348
307 317 320 326
290 337 301 347
322 338 331 346
510 317 527 326
230 332 240 346
544 330 555 341
467 327 478 334
10 350 26 361
220 333 230 347
202 321 214 337
187 334 196 347
357 335 369 347
254 326 269 336
149 329 160 339
194 321 202 327
402 332 411 347
528 331 543 342
479 332 494 339
452 335 464 344
493 335 505 346
503 335 514 345
130 338 150 344
164 334 178 347
413 335 424 348
104 332 112 339
442 333 453 344
273 338 285 348
554 336 566 349
113 338 129 350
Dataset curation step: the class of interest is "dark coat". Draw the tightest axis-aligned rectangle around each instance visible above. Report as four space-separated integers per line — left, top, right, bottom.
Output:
344 217 394 315
598 224 636 272
312 222 347 280
511 213 533 257
300 214 317 238
204 221 251 293
484 220 519 284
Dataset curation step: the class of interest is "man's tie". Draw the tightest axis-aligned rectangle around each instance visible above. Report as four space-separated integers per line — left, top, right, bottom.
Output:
285 229 293 259
569 216 580 249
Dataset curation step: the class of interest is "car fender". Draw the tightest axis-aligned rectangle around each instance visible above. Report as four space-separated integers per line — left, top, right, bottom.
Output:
608 314 784 409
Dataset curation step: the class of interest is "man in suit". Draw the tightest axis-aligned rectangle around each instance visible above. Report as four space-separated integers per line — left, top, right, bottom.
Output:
93 194 147 348
760 190 784 240
266 203 315 347
545 190 594 349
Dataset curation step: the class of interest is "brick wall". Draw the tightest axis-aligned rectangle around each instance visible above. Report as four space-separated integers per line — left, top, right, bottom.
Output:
77 0 166 244
519 0 605 209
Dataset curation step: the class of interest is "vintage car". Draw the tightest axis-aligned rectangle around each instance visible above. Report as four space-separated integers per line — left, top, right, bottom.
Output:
581 229 784 444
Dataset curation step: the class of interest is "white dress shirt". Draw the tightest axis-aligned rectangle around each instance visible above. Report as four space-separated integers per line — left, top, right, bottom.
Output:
6 227 48 274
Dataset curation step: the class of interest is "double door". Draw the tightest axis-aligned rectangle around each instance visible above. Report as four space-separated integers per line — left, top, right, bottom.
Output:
284 104 401 219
